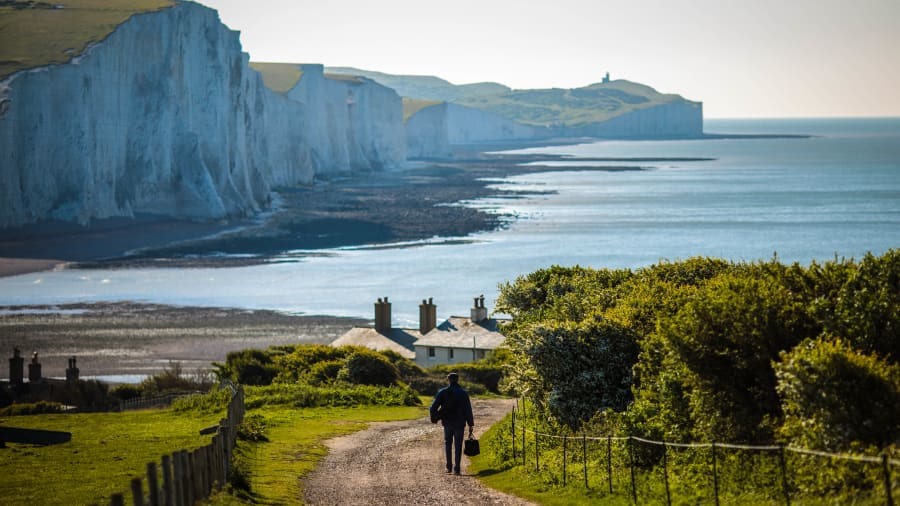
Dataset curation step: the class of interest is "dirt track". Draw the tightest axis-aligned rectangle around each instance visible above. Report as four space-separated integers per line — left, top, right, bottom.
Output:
303 397 535 505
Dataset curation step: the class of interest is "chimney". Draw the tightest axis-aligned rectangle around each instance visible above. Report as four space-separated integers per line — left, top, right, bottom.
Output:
374 297 392 333
470 294 488 323
28 351 41 383
66 357 79 384
9 348 23 386
419 297 437 334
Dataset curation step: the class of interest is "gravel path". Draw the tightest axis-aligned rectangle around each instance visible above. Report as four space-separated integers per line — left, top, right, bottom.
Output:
303 398 535 505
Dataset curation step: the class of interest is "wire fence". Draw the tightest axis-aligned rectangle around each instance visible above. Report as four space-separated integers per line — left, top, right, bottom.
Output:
501 401 898 505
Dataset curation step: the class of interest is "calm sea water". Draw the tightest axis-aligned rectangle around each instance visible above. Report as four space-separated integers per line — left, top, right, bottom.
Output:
1 118 898 324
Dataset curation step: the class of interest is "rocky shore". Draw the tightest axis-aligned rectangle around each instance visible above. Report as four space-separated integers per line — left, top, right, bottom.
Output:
0 149 682 274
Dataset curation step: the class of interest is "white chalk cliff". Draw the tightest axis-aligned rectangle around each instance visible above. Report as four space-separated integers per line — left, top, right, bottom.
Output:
0 2 405 228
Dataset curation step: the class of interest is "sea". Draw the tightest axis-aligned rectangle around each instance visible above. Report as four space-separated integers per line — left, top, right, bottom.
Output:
0 118 898 325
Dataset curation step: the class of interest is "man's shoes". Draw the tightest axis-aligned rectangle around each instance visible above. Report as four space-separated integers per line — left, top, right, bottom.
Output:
446 468 453 474
454 468 461 475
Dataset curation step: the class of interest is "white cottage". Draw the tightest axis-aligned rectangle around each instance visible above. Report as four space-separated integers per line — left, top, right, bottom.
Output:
331 296 506 366
413 296 506 367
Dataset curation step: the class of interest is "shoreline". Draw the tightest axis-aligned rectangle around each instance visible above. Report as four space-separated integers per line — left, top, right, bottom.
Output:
0 148 697 276
0 302 368 380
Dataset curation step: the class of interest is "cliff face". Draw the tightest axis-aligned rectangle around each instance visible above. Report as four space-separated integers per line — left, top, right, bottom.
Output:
405 102 451 159
0 2 404 228
562 101 703 139
405 102 546 158
286 65 405 177
445 104 547 144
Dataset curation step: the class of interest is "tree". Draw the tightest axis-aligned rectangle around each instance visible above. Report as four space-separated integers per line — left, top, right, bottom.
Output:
776 336 900 451
503 315 638 431
660 273 814 442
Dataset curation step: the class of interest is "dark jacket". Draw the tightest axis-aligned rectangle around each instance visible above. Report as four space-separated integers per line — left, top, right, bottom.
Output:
430 383 474 428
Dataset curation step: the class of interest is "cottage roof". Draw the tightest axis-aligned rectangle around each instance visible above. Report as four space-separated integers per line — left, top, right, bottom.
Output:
331 327 421 359
414 316 507 350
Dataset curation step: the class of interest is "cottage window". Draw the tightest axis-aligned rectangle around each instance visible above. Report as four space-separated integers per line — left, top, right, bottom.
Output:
449 348 455 360
428 347 436 358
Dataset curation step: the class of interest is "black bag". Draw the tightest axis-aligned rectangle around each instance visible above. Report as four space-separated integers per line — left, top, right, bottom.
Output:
463 435 480 456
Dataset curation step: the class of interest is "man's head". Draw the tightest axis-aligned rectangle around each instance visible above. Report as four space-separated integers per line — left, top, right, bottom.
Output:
447 372 459 384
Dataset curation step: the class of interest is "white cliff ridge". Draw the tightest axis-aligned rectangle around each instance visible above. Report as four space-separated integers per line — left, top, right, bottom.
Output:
0 2 405 228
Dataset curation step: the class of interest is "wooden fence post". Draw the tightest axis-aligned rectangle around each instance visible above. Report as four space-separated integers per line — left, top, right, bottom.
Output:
563 433 568 487
180 450 191 506
511 408 516 462
883 453 895 506
522 423 526 467
778 444 790 506
535 430 540 472
146 462 159 506
711 442 720 506
607 435 613 494
662 445 671 506
161 454 173 506
130 477 143 506
628 437 637 504
583 434 589 490
172 451 183 506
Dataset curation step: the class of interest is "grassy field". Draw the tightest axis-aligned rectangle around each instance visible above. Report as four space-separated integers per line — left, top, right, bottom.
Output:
248 62 304 94
0 407 220 505
0 0 173 80
210 404 426 504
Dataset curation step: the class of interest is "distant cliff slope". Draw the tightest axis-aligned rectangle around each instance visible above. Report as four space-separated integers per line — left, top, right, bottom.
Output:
327 67 704 143
0 3 405 228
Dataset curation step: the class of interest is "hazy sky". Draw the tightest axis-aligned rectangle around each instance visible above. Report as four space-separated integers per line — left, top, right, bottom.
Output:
198 0 899 118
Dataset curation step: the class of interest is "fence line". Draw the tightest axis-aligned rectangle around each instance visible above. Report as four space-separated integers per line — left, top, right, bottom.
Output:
119 391 199 411
109 384 245 506
510 403 897 505
520 424 898 467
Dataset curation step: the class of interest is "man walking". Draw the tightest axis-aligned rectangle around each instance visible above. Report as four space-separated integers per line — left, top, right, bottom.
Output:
430 372 475 475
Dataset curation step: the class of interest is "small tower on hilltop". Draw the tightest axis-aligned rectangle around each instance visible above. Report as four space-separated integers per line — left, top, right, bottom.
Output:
602 71 611 84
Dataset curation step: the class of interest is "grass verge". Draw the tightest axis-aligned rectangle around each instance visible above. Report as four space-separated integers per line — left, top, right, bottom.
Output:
0 408 220 505
208 404 426 504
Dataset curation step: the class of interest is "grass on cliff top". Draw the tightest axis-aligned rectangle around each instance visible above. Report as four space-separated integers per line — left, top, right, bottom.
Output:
0 407 219 506
0 0 173 80
458 79 696 126
248 61 304 94
402 97 444 121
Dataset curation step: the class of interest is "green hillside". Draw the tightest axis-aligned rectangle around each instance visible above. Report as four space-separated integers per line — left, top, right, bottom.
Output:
326 66 698 127
326 66 510 103
458 79 693 126
0 0 174 80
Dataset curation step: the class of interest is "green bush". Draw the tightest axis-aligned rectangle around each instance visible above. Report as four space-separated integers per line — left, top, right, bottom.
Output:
307 360 344 385
776 336 900 451
337 350 400 387
214 350 279 386
245 383 421 409
0 401 65 416
110 384 142 401
273 345 352 383
431 362 505 393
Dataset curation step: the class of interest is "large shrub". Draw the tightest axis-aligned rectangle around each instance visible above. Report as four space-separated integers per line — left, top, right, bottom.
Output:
776 336 900 450
214 349 279 386
337 349 401 387
504 315 639 431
